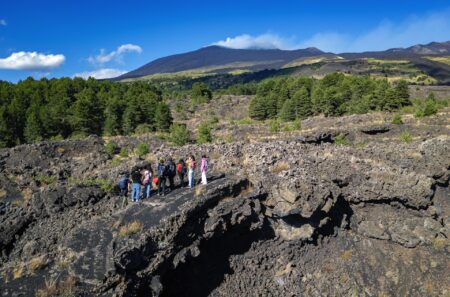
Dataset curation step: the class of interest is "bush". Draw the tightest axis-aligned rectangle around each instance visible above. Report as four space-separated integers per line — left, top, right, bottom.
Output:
269 119 279 134
134 124 152 135
170 123 190 146
400 130 413 143
105 140 117 157
135 143 149 158
197 122 213 144
414 93 438 118
391 114 403 125
33 175 56 185
335 134 350 146
119 147 128 158
119 220 143 237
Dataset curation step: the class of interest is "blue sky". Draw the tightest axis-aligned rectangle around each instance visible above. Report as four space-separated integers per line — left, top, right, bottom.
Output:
1 0 450 82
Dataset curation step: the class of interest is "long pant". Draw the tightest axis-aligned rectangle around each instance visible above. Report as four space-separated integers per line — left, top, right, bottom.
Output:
119 187 127 196
158 177 166 195
178 173 185 187
132 183 140 201
201 171 207 185
168 175 175 190
143 183 152 199
188 170 195 188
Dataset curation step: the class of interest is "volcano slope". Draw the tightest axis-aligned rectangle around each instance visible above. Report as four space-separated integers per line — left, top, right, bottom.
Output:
0 110 449 297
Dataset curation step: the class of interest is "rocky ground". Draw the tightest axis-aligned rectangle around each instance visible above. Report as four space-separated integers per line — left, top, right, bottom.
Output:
0 108 449 297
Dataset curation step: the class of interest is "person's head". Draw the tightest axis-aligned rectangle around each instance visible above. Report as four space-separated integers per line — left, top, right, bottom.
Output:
202 155 207 159
191 155 195 161
179 159 184 163
159 159 164 164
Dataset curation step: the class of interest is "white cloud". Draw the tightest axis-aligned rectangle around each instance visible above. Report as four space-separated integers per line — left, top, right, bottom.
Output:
0 19 6 26
214 10 450 53
0 51 65 70
73 68 127 79
88 44 142 65
213 33 295 50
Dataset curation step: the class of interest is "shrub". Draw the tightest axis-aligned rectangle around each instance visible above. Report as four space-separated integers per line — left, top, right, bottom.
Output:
335 134 350 146
119 220 143 237
197 122 213 144
170 123 190 146
414 94 438 118
135 143 149 158
29 255 48 272
272 161 290 173
33 175 56 185
119 147 128 158
105 140 117 157
134 123 152 135
291 119 302 131
110 157 122 167
400 130 413 143
236 118 253 125
269 119 279 134
391 114 403 124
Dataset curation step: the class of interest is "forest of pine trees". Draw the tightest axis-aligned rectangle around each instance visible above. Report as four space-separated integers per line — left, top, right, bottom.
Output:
0 77 172 148
248 73 411 121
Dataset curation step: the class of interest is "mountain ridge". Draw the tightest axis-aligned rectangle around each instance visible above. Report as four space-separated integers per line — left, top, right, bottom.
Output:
115 40 450 83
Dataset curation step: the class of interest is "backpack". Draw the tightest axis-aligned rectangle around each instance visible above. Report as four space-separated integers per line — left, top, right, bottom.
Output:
118 176 127 189
158 164 167 177
177 163 183 173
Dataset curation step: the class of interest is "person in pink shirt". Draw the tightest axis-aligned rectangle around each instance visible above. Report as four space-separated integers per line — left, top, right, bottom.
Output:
200 155 209 185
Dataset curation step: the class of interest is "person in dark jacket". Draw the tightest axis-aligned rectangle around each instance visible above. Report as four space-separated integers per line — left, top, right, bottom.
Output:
167 158 176 190
157 160 167 196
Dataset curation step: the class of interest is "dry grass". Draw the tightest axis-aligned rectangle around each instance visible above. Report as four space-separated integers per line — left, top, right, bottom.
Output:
21 188 33 201
195 185 205 197
340 250 353 261
272 161 290 174
112 218 124 229
0 187 6 198
433 237 446 250
36 278 58 297
56 147 65 154
119 220 143 237
12 263 24 279
29 255 48 272
59 275 77 296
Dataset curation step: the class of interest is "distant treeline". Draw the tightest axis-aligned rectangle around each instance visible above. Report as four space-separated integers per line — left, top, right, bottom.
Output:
0 77 172 148
247 73 411 121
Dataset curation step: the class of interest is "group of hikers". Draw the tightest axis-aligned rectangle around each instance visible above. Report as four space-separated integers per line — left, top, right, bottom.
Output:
117 155 209 203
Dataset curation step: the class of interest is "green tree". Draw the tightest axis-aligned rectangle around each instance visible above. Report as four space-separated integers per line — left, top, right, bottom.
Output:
170 123 190 146
191 82 212 105
197 122 213 144
69 88 103 135
279 99 296 122
24 106 44 143
249 96 267 120
135 143 149 158
154 103 173 132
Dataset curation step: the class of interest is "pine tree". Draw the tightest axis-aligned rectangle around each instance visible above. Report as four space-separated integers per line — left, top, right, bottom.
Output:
154 103 173 132
249 96 267 120
24 106 44 143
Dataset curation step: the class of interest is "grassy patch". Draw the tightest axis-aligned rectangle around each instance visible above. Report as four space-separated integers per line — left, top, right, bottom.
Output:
432 237 446 250
29 255 48 272
335 134 350 146
340 250 352 261
119 148 129 158
33 175 56 185
391 114 403 124
12 263 24 279
235 117 254 125
119 220 143 237
195 185 205 197
425 55 450 66
272 161 290 174
36 276 77 297
110 157 122 167
400 130 413 143
0 187 7 198
68 177 114 193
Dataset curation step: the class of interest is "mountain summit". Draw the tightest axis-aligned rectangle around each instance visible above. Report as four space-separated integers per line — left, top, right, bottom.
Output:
116 45 325 80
